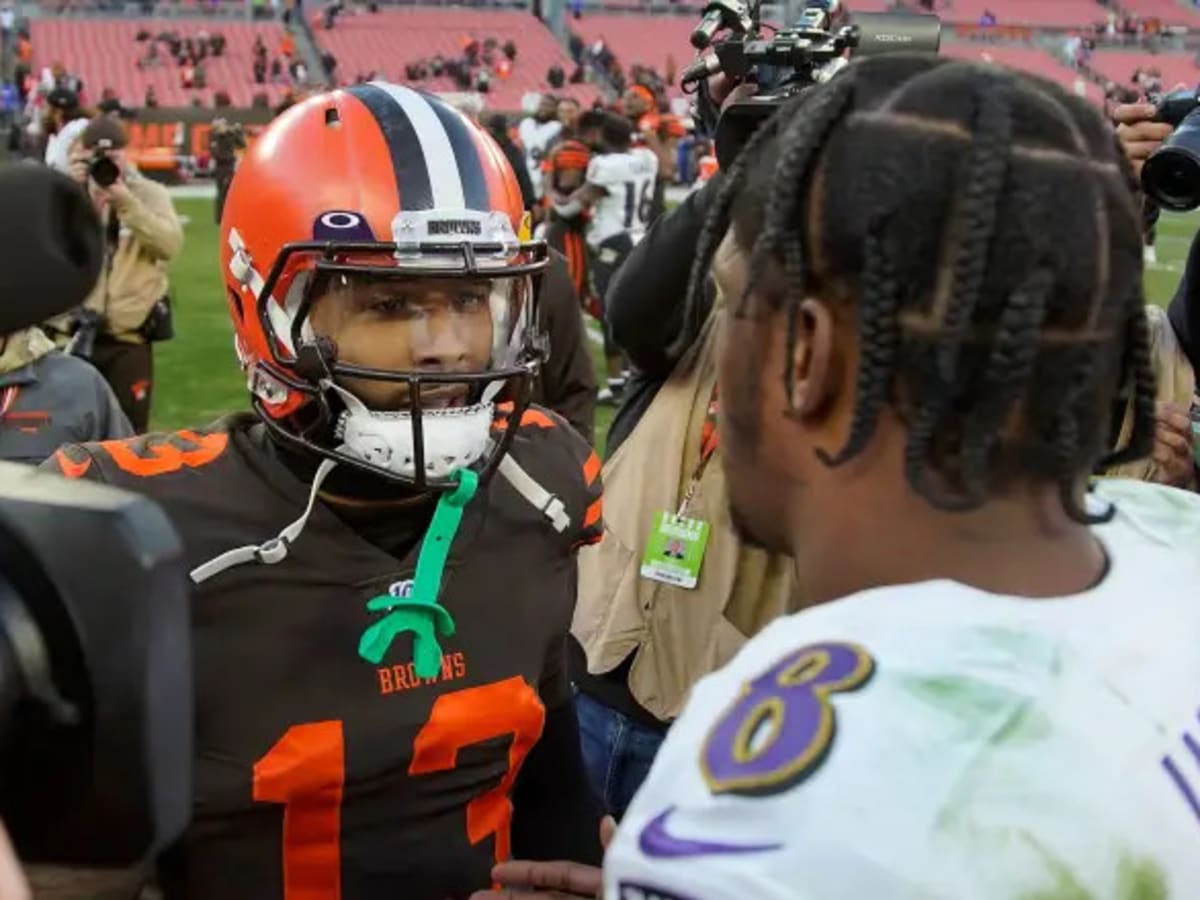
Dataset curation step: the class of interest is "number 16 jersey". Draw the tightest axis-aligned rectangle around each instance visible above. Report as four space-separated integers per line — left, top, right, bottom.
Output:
606 479 1200 900
585 149 659 251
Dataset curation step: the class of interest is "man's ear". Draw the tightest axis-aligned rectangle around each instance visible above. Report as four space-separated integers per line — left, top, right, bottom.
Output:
785 298 836 418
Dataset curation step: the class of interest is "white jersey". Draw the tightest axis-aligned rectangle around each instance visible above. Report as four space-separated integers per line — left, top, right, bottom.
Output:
585 148 659 250
606 479 1200 900
517 117 562 200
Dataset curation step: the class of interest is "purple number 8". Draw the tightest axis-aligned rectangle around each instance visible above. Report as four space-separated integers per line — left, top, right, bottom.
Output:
700 641 874 797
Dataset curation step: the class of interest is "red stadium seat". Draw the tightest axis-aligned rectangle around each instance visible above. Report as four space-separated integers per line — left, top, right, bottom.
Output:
313 8 598 110
935 0 1112 28
30 18 292 108
940 40 1102 103
1087 49 1200 92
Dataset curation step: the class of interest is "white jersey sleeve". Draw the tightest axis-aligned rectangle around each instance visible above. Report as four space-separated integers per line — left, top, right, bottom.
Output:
517 118 561 200
585 150 660 250
605 481 1200 900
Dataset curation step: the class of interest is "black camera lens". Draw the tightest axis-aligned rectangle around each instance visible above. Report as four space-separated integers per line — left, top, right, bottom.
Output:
88 153 121 189
1143 106 1200 211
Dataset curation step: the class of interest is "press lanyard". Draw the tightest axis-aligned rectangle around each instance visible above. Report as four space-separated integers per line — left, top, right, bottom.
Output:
676 383 720 516
0 386 18 423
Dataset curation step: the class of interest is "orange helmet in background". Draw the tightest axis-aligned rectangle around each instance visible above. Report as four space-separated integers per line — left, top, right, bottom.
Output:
219 82 548 491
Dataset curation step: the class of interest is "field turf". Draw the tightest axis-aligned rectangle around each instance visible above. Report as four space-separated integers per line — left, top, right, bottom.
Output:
153 197 1200 445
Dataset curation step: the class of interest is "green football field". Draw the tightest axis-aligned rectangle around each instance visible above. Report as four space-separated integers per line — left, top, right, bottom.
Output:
152 197 1200 443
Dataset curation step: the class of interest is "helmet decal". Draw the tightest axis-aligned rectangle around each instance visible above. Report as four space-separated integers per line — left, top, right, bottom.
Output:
313 210 376 242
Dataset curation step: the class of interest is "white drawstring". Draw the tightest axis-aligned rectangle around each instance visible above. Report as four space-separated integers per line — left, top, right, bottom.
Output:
190 457 338 584
189 433 573 584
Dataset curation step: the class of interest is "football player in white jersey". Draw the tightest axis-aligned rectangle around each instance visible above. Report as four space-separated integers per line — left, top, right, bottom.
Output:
469 55 1200 900
568 109 659 403
518 93 564 204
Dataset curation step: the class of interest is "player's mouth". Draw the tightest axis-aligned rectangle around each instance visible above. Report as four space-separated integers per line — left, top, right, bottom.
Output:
419 386 470 410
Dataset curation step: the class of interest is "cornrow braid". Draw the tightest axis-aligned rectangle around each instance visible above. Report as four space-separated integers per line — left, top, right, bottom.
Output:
958 266 1053 497
748 74 860 309
707 54 1154 519
816 220 900 467
934 78 1014 384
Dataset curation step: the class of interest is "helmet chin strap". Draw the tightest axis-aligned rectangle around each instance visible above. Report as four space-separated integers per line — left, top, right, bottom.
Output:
190 380 574 677
326 379 498 481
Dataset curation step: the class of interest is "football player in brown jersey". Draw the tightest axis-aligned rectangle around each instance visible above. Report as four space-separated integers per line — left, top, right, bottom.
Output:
42 82 604 900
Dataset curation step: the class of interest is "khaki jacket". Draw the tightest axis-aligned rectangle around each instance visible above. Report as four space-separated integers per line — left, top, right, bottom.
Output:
1104 304 1196 482
573 308 801 722
50 173 183 343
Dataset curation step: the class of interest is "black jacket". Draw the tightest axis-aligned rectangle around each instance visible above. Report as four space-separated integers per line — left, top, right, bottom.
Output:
604 175 725 457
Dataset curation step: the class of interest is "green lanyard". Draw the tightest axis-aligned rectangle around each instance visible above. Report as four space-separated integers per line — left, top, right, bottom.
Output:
357 468 479 679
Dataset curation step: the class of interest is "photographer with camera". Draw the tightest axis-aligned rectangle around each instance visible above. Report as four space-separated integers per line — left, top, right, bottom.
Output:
52 115 183 433
1109 100 1199 490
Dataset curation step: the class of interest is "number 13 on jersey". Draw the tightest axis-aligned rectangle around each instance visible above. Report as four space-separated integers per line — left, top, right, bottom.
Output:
252 677 546 900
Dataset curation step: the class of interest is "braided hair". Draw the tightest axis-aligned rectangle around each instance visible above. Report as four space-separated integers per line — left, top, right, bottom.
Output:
690 55 1154 522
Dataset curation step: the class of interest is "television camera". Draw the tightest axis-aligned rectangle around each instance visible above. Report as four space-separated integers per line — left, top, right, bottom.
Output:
680 0 942 167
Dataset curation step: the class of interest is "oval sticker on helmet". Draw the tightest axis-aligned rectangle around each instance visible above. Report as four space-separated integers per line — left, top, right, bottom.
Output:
312 210 377 242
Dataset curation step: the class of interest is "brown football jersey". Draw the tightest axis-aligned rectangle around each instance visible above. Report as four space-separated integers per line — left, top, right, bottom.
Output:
42 408 602 900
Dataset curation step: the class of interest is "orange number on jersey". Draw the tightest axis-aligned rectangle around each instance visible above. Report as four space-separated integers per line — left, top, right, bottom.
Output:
252 679 545 898
253 721 345 900
102 430 228 478
409 677 546 864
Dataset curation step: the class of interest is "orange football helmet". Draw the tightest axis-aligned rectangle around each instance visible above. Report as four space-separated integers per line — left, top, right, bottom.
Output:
219 82 548 491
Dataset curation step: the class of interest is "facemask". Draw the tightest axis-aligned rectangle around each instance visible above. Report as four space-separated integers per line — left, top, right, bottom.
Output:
329 380 500 480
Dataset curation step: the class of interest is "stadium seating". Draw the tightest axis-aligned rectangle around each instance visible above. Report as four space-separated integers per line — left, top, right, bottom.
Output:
30 18 291 107
313 8 598 110
939 40 1102 102
567 14 694 92
1121 0 1200 27
1087 48 1200 90
935 0 1112 28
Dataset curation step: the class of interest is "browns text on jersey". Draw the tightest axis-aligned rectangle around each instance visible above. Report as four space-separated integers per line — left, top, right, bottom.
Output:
44 411 602 900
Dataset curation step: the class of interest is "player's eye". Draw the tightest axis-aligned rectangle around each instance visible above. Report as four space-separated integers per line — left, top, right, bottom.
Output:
368 295 419 317
453 294 487 313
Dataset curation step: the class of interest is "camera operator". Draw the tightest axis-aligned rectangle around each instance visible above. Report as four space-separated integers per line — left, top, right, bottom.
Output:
0 162 193 900
571 74 801 820
52 115 184 433
0 164 133 463
208 116 244 225
1110 101 1199 490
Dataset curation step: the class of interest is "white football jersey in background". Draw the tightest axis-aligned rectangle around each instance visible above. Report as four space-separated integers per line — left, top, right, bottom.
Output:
517 117 562 201
605 479 1200 900
585 148 660 250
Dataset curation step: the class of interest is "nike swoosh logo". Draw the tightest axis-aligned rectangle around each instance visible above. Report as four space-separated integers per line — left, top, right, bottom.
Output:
54 449 92 480
638 806 781 859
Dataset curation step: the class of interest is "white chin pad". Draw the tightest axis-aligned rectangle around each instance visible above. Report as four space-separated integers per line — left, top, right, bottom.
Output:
327 382 494 479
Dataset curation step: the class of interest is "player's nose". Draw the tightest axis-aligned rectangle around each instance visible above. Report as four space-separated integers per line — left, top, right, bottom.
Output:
409 309 471 370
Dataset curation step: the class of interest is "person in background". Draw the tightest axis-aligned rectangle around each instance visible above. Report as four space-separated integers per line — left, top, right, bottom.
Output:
518 92 562 205
570 131 797 822
570 110 658 405
0 324 132 464
50 116 183 433
485 113 536 210
40 87 89 173
0 164 132 464
1106 101 1198 490
541 98 592 308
